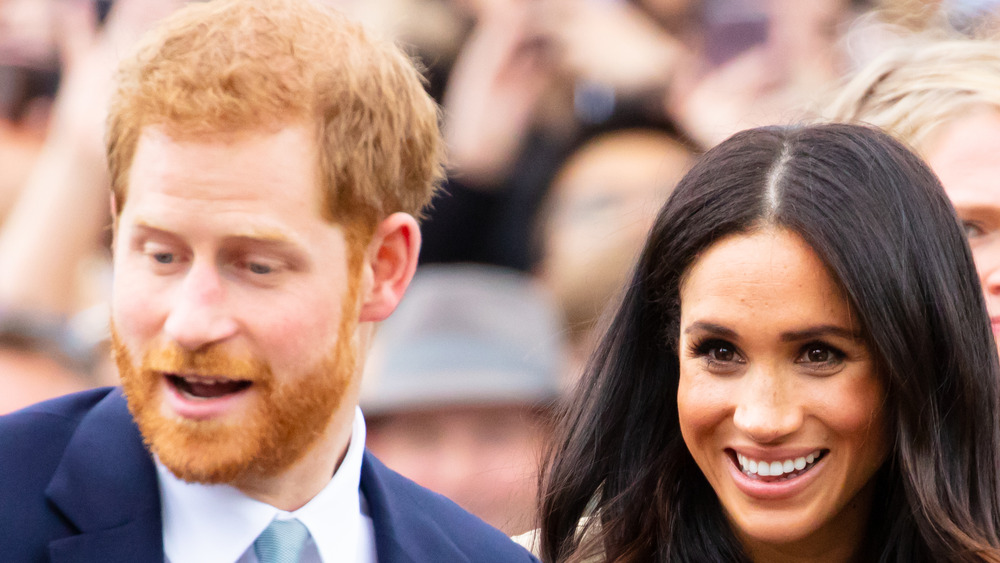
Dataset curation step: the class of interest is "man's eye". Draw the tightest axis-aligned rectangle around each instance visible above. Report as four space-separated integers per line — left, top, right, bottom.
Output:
153 252 174 264
247 262 272 275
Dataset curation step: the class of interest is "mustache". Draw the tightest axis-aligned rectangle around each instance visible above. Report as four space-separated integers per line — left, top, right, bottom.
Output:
140 344 271 382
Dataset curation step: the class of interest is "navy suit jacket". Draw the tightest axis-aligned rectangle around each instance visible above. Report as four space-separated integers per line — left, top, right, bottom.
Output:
0 388 540 563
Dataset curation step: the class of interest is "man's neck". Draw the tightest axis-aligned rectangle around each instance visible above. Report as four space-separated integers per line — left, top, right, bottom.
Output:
232 404 357 511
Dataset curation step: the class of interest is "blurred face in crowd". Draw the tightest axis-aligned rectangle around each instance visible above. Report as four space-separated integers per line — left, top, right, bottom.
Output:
0 348 90 414
0 0 58 217
112 124 363 486
923 108 1000 340
540 130 691 347
366 404 550 536
0 0 58 69
676 228 888 562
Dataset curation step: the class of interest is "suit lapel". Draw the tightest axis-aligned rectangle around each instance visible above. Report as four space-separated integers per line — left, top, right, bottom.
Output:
45 389 164 563
361 451 468 563
361 452 413 562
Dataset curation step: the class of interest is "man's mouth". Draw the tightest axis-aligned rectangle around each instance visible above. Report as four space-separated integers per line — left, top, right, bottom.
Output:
730 449 827 481
166 374 253 400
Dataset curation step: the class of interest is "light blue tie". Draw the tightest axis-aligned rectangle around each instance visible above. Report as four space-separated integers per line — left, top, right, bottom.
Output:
254 518 310 563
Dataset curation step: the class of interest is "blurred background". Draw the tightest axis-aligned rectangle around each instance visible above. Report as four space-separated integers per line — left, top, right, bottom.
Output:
1 0 998 535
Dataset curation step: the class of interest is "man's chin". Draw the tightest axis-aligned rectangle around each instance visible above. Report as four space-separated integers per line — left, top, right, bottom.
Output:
139 408 268 484
129 376 345 485
122 375 277 484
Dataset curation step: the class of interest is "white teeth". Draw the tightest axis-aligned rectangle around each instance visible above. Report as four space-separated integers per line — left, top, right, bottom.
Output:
737 450 823 478
182 376 224 385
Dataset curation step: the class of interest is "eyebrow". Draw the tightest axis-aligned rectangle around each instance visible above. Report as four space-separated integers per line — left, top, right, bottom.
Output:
133 221 296 246
683 322 737 339
683 321 862 342
952 202 1000 216
778 325 863 342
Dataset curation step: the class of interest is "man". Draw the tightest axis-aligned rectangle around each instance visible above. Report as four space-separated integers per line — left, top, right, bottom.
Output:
361 264 564 536
0 1 539 561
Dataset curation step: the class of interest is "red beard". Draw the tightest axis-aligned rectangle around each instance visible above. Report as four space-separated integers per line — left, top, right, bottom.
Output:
114 311 358 485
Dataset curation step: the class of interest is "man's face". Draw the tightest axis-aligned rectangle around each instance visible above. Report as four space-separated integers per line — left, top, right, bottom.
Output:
366 405 550 536
112 125 362 485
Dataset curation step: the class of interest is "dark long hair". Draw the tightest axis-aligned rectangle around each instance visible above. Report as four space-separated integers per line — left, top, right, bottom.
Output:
539 123 1000 562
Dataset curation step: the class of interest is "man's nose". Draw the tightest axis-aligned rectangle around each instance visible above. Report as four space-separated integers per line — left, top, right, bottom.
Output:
163 261 238 351
732 365 803 444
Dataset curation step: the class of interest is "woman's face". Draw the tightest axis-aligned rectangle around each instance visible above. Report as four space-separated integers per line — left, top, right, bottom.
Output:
923 108 1000 340
676 228 888 561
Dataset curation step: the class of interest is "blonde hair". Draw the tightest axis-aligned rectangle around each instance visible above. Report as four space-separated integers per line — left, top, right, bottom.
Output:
826 38 1000 153
107 0 444 236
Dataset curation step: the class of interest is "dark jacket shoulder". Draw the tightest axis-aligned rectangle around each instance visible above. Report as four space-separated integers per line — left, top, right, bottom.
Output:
362 451 540 562
0 388 131 561
0 387 118 504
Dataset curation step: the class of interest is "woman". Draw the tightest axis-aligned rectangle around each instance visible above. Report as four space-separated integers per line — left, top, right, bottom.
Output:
826 39 1000 344
538 123 1000 562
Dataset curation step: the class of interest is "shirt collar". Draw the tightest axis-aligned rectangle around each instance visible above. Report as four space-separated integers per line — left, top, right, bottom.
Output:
157 406 368 563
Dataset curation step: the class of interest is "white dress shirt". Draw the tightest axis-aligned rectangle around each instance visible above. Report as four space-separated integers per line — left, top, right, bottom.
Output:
156 406 378 563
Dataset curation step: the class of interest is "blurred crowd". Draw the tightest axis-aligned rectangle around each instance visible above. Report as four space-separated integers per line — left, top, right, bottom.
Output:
1 0 999 536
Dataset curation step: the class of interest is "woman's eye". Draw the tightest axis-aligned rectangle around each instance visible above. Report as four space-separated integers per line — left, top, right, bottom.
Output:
796 343 845 368
153 252 174 264
693 339 742 364
805 347 833 363
963 221 986 239
708 345 737 362
691 338 744 375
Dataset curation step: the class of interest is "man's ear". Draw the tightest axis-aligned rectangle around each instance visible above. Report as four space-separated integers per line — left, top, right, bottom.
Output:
358 212 421 323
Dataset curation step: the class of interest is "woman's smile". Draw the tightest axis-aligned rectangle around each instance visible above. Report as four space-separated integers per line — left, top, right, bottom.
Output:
731 449 825 480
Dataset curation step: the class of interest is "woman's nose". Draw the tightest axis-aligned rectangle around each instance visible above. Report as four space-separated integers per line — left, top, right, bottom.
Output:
732 366 803 443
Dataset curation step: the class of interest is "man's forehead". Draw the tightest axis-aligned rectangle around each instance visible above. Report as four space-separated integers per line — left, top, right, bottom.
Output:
126 123 322 201
120 123 376 249
133 121 318 154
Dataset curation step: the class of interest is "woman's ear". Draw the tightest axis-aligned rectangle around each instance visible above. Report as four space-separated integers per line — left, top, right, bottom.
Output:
358 212 421 322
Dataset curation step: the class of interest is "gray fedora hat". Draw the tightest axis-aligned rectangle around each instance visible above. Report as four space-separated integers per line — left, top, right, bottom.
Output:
360 264 566 415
